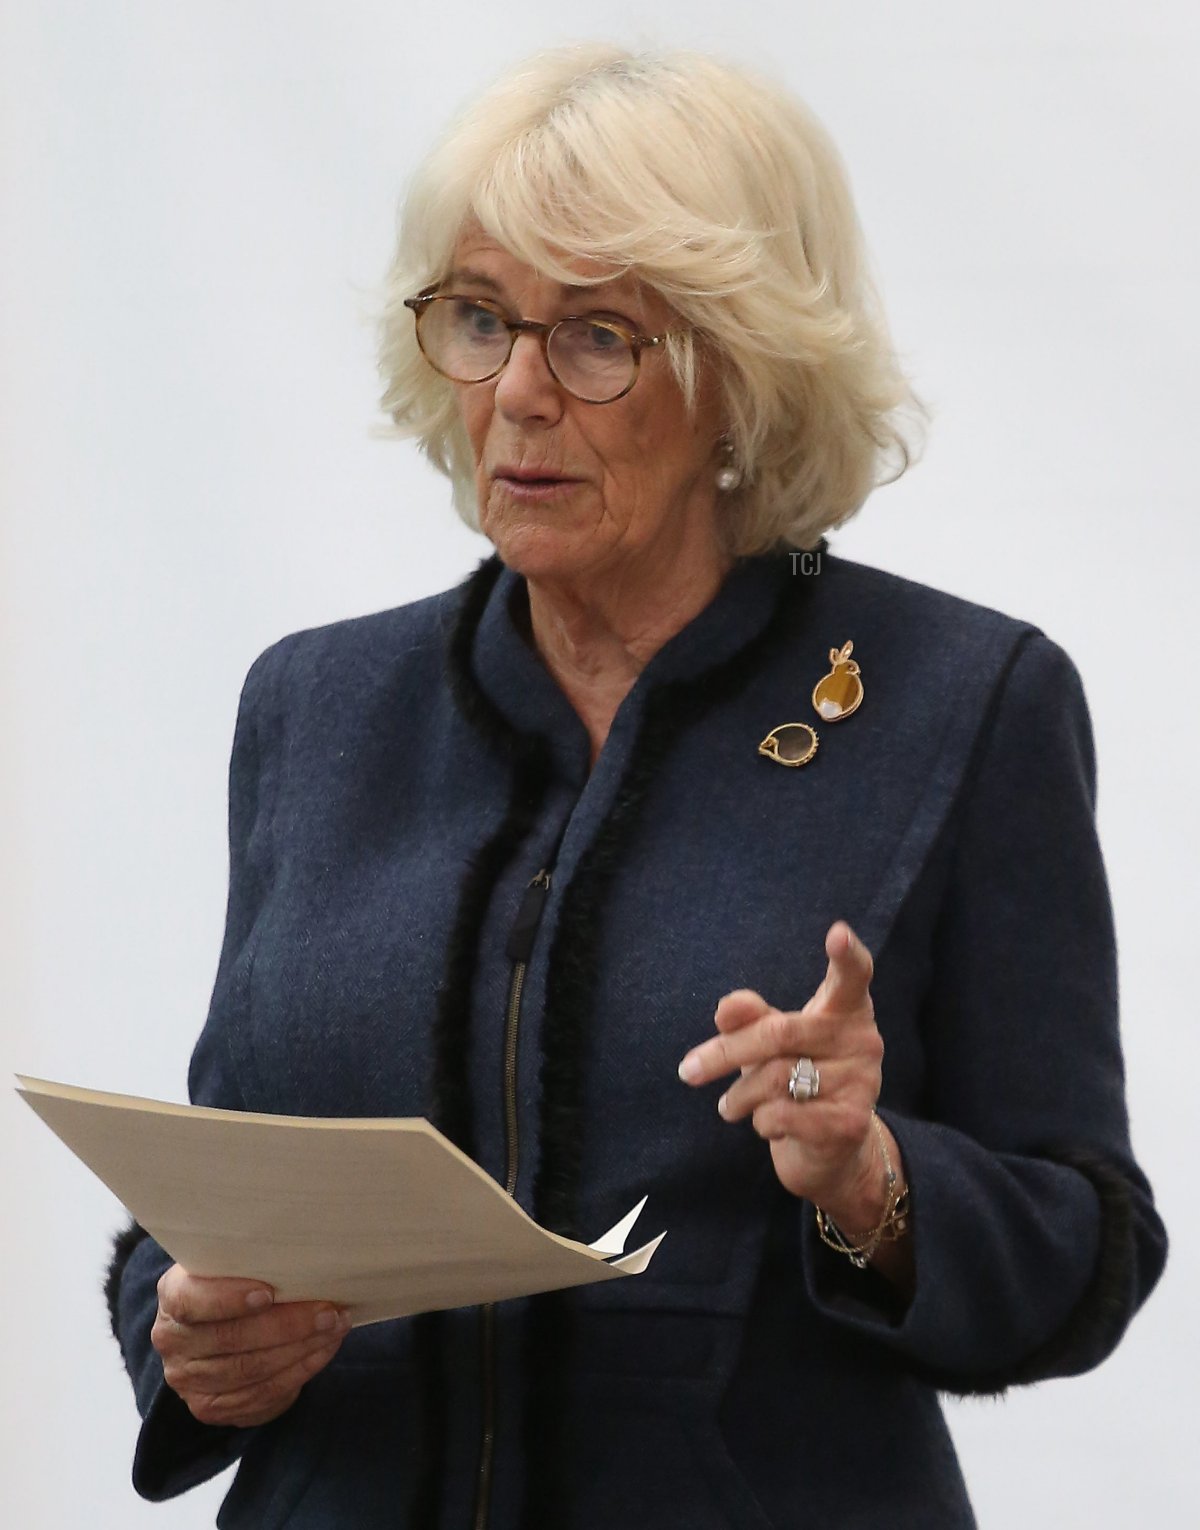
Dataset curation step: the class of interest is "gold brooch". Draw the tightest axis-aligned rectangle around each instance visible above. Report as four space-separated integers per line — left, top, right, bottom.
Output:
758 722 819 767
812 641 863 721
759 641 862 768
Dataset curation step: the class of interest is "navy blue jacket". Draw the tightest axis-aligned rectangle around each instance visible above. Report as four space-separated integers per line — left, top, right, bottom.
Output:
107 545 1167 1529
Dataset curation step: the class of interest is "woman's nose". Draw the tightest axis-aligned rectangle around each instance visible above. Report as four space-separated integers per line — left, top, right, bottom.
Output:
493 331 565 423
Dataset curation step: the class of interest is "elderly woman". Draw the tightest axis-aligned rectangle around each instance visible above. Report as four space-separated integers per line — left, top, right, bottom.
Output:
106 43 1165 1530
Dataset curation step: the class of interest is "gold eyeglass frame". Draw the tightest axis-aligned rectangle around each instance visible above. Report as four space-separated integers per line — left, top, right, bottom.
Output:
403 286 676 404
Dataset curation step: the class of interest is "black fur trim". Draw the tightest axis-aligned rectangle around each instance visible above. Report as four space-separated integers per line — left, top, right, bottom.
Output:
915 1148 1141 1398
432 555 554 1154
532 553 809 1238
411 554 553 1529
104 1218 150 1350
442 556 533 773
522 551 814 1527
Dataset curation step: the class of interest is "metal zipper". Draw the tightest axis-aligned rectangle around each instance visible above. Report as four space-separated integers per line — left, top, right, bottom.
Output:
472 867 552 1530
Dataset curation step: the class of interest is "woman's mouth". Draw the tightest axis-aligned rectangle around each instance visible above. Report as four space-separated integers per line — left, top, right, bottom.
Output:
493 469 583 502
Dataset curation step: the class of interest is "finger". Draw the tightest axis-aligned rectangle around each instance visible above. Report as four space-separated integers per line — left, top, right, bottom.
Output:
154 1294 349 1360
165 1328 348 1396
716 1057 854 1123
157 1266 277 1325
680 1006 812 1085
184 1341 342 1429
713 989 772 1034
716 992 772 1082
818 922 874 1013
718 1058 805 1121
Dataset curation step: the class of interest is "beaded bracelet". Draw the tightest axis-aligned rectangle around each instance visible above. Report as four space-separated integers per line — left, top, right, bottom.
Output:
815 1111 911 1269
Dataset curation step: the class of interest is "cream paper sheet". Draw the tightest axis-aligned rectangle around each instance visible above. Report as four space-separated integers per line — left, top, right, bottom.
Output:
16 1076 665 1327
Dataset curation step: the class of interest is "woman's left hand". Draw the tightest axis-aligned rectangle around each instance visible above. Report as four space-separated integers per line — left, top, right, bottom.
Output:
677 921 894 1225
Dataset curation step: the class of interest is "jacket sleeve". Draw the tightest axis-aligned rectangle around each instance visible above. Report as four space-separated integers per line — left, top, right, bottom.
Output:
104 636 294 1499
799 632 1168 1391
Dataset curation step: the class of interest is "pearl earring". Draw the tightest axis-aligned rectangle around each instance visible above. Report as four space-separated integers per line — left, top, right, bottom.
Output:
715 444 742 492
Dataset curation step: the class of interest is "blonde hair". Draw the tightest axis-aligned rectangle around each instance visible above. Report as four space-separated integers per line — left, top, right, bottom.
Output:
378 44 926 553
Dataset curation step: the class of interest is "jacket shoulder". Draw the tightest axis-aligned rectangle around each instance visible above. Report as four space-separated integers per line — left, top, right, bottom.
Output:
817 550 1043 648
807 549 1102 796
238 575 473 713
810 550 1077 717
817 550 1095 718
277 580 463 671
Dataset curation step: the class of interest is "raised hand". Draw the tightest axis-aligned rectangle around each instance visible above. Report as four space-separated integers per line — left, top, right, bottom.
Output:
678 921 902 1238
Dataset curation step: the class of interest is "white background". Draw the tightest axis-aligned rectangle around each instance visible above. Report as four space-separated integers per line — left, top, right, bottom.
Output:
2 2 1195 1524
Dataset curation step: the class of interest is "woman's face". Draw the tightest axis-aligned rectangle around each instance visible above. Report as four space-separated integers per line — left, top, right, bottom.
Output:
445 230 727 586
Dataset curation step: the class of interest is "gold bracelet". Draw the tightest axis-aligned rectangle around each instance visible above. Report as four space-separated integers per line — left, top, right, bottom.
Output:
815 1111 911 1269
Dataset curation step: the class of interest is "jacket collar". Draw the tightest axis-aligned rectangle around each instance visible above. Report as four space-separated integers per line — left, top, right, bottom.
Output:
459 544 822 784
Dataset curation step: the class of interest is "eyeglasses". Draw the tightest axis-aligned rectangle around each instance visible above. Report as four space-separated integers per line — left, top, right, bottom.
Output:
403 287 675 404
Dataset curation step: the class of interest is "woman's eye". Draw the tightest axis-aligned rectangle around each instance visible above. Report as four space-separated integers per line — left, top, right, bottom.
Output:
456 302 504 338
560 321 624 353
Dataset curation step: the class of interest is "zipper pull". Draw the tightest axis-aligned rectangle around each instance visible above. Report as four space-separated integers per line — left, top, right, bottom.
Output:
505 869 552 962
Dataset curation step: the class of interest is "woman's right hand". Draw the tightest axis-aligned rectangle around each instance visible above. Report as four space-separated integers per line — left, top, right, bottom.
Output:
152 1264 352 1428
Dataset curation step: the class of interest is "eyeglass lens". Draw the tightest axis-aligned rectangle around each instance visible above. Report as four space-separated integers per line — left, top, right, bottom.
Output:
417 298 636 403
